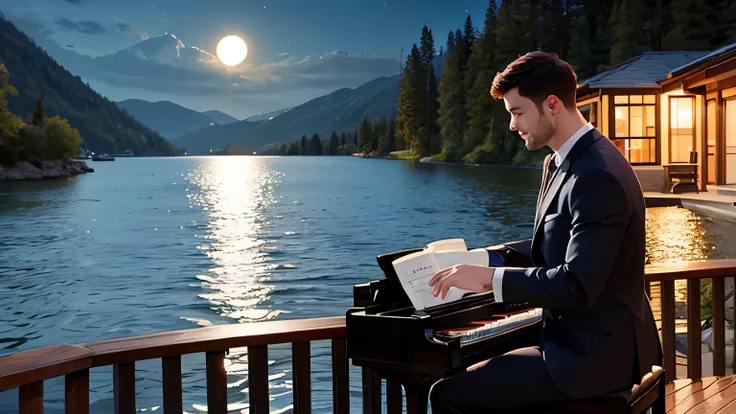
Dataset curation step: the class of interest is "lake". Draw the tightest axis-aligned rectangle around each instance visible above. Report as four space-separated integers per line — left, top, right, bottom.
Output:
1 155 735 414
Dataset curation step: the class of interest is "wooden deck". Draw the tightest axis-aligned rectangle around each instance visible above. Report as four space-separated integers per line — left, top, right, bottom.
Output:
666 376 736 413
0 259 735 413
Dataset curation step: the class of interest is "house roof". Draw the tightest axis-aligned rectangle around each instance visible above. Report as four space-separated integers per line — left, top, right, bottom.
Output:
664 42 736 80
577 51 711 89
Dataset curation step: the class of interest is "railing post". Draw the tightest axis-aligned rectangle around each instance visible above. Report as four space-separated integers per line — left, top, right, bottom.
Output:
248 345 269 414
733 276 736 375
292 341 311 414
162 356 183 414
331 338 349 414
206 350 227 414
687 279 702 380
113 362 135 414
661 280 676 382
712 277 726 376
19 381 43 414
65 368 89 414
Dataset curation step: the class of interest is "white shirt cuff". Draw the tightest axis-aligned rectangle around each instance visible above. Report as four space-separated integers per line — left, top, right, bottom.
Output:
492 268 505 302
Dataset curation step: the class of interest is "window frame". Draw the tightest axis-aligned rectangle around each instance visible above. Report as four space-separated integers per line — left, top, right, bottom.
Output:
667 95 696 164
610 94 659 165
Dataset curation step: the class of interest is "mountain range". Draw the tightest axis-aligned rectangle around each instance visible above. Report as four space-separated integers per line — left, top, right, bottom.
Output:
0 15 181 156
171 54 445 154
0 13 445 156
174 74 402 154
116 99 238 139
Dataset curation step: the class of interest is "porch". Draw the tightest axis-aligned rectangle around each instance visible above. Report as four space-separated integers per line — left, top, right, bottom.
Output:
0 260 735 413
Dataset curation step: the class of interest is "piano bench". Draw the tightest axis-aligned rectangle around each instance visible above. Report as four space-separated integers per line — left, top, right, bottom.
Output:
537 365 665 414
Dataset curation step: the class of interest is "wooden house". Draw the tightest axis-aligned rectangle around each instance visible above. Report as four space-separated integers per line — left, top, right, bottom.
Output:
576 44 736 193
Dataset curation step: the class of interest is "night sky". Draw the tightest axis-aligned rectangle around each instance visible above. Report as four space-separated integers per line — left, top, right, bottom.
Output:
2 0 491 117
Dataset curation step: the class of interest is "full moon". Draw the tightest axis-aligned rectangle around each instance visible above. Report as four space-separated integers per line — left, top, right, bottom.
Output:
216 35 247 66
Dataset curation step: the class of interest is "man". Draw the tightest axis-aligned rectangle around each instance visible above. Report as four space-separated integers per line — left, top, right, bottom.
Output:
427 51 662 413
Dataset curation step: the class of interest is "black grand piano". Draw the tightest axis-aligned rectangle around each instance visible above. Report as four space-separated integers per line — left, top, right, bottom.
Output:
346 240 543 414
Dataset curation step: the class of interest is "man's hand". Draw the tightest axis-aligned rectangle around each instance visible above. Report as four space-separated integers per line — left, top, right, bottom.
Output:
428 264 495 299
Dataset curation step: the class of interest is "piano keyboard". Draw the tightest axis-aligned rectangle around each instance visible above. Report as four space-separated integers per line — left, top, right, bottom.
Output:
437 308 543 345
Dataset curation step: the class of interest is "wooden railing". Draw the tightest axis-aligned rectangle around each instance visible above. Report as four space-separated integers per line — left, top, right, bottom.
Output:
646 259 736 383
1 259 736 413
0 316 349 414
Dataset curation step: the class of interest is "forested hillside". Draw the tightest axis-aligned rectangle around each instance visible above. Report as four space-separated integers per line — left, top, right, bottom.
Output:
0 15 181 156
394 0 736 166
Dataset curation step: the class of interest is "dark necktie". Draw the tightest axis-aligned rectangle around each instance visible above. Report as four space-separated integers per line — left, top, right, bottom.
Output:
536 155 558 223
543 156 558 196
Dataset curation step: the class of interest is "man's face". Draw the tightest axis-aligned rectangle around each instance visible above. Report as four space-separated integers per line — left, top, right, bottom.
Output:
503 87 556 151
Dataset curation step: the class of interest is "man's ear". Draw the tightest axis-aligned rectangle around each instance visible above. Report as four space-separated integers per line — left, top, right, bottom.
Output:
547 96 562 115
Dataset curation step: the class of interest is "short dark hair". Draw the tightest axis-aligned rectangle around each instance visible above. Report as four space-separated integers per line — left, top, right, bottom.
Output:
490 51 578 109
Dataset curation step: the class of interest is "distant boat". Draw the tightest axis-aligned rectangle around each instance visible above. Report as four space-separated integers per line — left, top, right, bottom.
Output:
92 154 115 161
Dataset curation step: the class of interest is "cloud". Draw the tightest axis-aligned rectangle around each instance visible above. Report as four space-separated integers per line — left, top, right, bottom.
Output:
278 52 289 57
55 17 105 35
60 0 89 4
116 22 129 32
76 41 400 99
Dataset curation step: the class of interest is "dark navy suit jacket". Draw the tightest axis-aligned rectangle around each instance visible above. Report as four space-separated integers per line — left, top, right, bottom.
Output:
495 127 662 399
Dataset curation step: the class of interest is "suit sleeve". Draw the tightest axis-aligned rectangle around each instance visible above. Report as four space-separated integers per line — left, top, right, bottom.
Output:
498 169 631 310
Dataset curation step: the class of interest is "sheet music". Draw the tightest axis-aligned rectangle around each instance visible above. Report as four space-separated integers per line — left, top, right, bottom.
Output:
391 249 473 310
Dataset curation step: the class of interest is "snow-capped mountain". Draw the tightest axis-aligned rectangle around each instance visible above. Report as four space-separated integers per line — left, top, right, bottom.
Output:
94 33 220 72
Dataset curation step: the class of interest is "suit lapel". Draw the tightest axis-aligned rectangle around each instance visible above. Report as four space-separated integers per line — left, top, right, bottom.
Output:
533 165 569 235
531 128 602 259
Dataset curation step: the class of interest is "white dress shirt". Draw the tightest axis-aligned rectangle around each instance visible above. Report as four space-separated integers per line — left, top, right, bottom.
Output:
491 122 594 302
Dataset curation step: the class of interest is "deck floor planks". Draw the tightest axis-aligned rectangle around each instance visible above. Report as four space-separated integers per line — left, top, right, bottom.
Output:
667 375 736 413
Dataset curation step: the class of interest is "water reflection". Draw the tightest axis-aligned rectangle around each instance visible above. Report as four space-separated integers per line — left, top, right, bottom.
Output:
646 206 728 264
185 156 285 324
183 156 299 413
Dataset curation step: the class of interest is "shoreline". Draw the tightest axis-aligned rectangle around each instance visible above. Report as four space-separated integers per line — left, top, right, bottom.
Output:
417 156 543 170
0 160 94 181
352 152 543 170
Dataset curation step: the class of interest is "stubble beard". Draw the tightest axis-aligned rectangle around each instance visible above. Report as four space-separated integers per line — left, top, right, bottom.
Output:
524 117 556 151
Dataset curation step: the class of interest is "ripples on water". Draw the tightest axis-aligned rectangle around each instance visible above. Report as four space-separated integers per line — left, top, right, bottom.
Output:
0 156 735 413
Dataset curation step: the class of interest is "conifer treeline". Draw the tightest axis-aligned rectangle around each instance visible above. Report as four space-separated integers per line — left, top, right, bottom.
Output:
395 0 736 166
273 118 401 156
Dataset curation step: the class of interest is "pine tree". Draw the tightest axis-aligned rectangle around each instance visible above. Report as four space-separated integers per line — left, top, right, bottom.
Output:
396 45 426 153
492 0 526 164
419 26 436 71
32 98 44 126
427 67 440 154
310 134 322 155
538 0 570 58
663 0 714 50
437 30 466 159
386 119 397 153
609 0 650 66
567 4 595 79
299 134 308 155
465 0 499 154
520 0 541 53
359 118 373 152
461 15 477 73
494 0 524 70
329 132 339 155
288 142 299 155
419 27 439 154
446 30 456 55
591 2 614 73
728 2 736 44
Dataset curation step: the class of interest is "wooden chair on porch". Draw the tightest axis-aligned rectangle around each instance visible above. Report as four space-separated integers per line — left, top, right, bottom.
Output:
666 151 699 193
